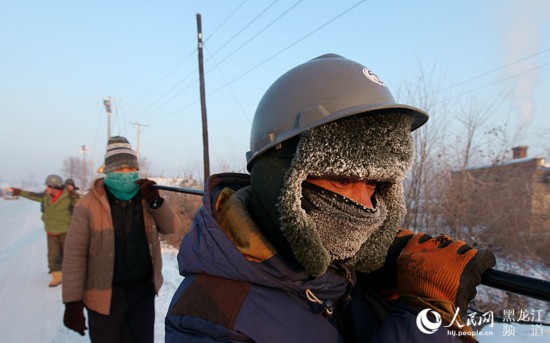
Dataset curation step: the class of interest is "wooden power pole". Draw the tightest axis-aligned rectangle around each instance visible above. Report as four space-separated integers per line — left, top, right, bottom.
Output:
196 13 210 183
103 97 113 139
129 121 149 158
80 145 88 190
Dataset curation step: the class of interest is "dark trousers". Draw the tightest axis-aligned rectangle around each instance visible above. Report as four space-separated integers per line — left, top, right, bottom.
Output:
47 233 66 272
87 280 155 343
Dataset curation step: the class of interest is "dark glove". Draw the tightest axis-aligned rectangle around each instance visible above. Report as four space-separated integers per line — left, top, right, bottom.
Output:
358 229 415 300
397 234 496 316
136 179 163 208
63 300 87 336
10 188 21 196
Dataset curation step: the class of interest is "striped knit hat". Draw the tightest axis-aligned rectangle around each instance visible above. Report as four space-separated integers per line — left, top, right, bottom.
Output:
103 136 139 172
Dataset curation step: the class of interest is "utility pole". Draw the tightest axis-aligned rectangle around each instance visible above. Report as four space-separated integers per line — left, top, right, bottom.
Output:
70 159 74 179
103 96 113 139
80 145 88 190
129 121 149 158
197 13 210 183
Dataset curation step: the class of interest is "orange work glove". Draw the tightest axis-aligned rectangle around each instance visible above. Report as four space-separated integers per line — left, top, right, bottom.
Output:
397 234 495 316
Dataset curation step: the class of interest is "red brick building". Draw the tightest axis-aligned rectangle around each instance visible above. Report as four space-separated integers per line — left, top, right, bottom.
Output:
450 146 550 233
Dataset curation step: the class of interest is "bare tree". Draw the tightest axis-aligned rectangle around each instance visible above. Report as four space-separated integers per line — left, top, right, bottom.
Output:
398 63 536 247
61 156 98 191
396 62 449 232
138 156 152 178
397 65 549 316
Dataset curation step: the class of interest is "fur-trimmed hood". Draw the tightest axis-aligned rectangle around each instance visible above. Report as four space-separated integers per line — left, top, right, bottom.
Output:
276 112 415 276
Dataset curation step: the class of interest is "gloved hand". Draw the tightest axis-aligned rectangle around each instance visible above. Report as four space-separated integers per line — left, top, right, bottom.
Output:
136 179 163 208
397 234 496 315
358 229 415 300
63 300 87 336
10 188 21 196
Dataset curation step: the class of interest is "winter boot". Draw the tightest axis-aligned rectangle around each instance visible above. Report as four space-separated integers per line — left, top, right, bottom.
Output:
49 271 62 287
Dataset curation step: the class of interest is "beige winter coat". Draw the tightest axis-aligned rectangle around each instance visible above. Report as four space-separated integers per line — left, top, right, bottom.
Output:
62 178 179 315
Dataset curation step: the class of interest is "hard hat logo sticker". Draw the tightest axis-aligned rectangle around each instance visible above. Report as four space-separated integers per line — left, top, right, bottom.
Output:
362 68 385 87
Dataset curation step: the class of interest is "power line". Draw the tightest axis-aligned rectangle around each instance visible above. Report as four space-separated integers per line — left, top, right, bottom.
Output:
139 1 548 129
442 47 550 92
197 0 304 124
435 61 550 106
148 1 367 124
207 0 368 95
127 50 196 114
211 0 304 68
132 68 197 122
204 0 248 43
131 1 283 124
206 0 279 61
204 45 251 123
148 99 199 125
129 2 252 123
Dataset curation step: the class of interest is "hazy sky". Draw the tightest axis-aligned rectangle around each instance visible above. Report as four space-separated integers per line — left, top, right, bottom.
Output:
1 0 549 187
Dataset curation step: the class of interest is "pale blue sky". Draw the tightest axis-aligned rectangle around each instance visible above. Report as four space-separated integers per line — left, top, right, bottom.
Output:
1 0 550 186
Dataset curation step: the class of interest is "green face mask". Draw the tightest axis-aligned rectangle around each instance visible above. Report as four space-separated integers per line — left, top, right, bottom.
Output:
104 172 140 200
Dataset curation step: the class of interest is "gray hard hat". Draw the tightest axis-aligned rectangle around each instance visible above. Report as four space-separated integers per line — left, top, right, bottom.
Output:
64 178 79 189
45 174 64 188
246 53 429 170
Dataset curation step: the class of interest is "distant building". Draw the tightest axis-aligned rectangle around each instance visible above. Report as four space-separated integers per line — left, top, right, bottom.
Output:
450 146 550 233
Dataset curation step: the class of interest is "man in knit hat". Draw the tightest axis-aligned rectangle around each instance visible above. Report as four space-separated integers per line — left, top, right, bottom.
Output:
62 136 180 342
10 174 76 287
165 55 495 342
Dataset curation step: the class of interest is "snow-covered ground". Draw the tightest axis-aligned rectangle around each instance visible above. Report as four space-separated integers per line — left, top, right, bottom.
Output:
0 198 183 342
0 198 547 342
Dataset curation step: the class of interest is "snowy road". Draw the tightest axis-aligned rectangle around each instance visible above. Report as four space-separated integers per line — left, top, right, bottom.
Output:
0 198 183 342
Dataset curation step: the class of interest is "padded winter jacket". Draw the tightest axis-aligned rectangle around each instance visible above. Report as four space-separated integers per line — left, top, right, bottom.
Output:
165 173 462 342
20 189 74 234
62 178 180 315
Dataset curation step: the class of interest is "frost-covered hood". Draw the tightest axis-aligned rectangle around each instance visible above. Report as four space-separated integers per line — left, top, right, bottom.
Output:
278 112 414 276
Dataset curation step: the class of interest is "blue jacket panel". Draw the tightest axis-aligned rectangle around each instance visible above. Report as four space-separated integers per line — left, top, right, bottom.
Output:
167 274 343 342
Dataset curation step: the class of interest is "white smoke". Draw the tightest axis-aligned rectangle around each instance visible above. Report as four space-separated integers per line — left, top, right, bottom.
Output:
501 1 550 124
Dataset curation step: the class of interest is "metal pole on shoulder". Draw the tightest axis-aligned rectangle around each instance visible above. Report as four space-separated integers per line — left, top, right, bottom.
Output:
152 184 204 196
481 269 550 302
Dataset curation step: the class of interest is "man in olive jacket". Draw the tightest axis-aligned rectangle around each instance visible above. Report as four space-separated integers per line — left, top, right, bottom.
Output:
62 136 180 343
11 174 77 287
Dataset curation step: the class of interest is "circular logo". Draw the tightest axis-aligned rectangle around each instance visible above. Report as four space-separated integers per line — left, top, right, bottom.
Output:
416 308 442 334
362 68 385 87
